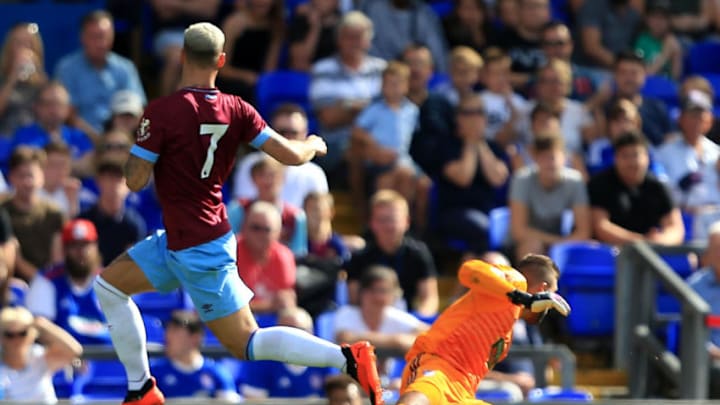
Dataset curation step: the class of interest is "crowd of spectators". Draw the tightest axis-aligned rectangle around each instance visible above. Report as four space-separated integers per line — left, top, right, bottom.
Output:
1 0 720 402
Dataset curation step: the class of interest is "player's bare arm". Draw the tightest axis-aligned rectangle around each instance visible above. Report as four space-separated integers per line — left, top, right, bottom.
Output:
124 154 155 192
260 129 327 166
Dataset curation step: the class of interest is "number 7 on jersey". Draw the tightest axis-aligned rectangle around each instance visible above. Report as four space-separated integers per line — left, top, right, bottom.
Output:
200 124 229 179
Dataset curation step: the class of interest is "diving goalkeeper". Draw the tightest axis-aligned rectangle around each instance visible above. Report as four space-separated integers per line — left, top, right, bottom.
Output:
397 254 571 405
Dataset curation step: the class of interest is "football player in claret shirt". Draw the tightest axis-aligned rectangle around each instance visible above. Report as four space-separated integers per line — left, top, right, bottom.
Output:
92 22 384 405
396 254 571 405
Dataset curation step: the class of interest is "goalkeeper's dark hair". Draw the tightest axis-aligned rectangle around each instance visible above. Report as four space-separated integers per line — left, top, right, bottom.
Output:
517 254 560 284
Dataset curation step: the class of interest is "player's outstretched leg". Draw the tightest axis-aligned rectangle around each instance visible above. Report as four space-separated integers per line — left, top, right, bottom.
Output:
206 305 385 405
94 252 165 405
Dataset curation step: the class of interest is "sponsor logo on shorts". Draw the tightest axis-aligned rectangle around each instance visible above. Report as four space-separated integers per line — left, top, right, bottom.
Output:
201 303 214 313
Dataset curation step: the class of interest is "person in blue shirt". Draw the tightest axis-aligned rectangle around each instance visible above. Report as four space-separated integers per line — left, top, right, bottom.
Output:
12 82 94 177
687 221 720 399
25 219 111 345
151 310 241 402
54 10 146 141
240 307 333 399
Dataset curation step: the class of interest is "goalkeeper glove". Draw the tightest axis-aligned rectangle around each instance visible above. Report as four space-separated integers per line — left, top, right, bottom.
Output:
506 290 571 317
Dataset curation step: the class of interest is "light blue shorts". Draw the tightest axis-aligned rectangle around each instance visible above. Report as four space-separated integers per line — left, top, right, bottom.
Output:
128 230 254 322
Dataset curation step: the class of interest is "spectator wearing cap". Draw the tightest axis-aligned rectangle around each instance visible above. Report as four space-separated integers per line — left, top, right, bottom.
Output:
656 89 720 241
2 146 65 282
79 159 147 266
150 310 241 402
0 307 82 404
104 89 144 135
26 219 111 345
11 81 94 175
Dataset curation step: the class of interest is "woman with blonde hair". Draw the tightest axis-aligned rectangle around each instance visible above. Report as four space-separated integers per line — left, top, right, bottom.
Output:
0 22 48 137
0 306 82 403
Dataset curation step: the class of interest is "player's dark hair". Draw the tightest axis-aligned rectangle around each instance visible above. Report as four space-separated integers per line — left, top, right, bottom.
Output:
614 50 645 70
81 10 113 30
612 130 648 151
323 374 361 397
517 254 560 285
532 132 565 153
359 265 400 293
44 140 71 157
271 103 307 121
9 146 46 172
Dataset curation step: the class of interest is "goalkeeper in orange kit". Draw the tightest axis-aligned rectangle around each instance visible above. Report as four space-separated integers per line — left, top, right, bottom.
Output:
397 254 571 405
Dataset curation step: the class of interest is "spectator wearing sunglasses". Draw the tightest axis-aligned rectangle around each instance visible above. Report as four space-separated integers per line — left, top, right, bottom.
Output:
0 307 82 404
540 21 609 103
150 310 241 402
236 201 297 314
232 103 328 209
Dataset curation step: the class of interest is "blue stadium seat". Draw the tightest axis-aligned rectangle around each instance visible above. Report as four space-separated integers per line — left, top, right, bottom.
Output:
488 206 511 250
203 325 222 347
255 313 279 328
315 310 336 341
53 367 78 399
686 41 720 74
133 290 192 321
75 360 127 400
528 387 593 402
656 253 695 314
701 73 720 102
475 389 515 402
642 75 679 108
256 70 312 120
429 0 454 18
681 210 694 242
428 72 450 90
142 315 165 345
549 241 616 337
336 278 349 306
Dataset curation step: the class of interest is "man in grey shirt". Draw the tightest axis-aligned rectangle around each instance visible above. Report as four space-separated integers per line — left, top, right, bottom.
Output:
509 132 591 261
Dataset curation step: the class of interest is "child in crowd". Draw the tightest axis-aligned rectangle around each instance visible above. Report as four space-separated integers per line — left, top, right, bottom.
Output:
479 47 528 146
352 62 431 230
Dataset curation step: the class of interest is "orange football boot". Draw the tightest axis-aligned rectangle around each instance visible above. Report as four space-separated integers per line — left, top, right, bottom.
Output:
341 341 385 405
122 377 165 405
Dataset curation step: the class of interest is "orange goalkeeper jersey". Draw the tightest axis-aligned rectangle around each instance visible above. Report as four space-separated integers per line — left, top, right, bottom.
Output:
406 260 527 381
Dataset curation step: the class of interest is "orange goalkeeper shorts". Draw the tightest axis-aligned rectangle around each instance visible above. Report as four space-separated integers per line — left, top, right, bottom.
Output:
400 353 484 405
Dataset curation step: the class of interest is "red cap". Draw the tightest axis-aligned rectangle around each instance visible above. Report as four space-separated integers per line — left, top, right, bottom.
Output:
62 219 98 244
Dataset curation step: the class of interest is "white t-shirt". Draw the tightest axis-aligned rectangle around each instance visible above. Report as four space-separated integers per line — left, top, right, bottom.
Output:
480 90 529 141
0 344 57 403
232 152 329 208
519 99 593 154
333 305 423 338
